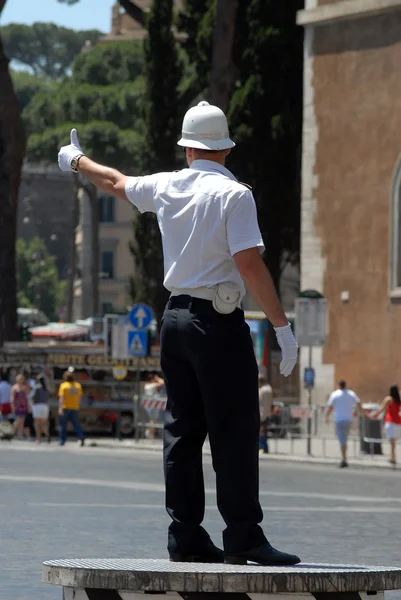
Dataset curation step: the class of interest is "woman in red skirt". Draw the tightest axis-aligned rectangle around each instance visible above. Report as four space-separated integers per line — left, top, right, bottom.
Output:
371 385 401 465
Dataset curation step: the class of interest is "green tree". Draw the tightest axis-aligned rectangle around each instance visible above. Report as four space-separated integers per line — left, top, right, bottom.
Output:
25 42 144 168
71 40 143 85
2 22 103 78
0 0 26 346
177 0 214 102
10 70 53 111
227 0 303 288
129 0 182 322
24 80 144 135
16 237 64 321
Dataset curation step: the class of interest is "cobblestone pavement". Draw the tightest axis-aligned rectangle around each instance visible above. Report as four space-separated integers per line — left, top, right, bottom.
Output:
1 441 400 600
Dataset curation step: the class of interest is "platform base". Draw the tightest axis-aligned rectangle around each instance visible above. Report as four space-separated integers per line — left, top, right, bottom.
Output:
42 559 401 599
62 592 385 600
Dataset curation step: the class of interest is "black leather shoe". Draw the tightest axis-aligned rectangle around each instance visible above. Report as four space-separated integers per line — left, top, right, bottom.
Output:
225 543 301 566
170 540 224 563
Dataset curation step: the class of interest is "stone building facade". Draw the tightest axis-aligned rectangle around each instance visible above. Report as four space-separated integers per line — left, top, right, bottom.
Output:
18 165 75 281
297 0 401 404
18 164 136 320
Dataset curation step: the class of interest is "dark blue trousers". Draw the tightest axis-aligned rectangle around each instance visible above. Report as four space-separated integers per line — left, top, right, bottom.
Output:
59 409 84 444
161 295 266 555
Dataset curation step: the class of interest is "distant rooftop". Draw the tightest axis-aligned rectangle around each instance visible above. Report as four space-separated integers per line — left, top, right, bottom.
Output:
99 1 185 44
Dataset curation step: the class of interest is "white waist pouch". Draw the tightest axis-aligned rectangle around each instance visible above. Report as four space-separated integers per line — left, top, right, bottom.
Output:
212 283 241 314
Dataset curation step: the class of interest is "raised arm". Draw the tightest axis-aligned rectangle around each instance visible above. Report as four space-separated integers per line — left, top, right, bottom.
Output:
58 129 128 200
370 396 391 419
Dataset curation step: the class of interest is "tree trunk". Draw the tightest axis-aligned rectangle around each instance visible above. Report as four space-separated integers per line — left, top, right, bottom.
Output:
209 0 239 112
66 175 80 322
83 182 100 317
0 31 26 345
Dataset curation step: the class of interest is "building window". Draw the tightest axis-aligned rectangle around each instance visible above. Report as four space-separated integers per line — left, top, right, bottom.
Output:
99 195 115 223
101 302 114 315
101 251 114 279
391 160 401 291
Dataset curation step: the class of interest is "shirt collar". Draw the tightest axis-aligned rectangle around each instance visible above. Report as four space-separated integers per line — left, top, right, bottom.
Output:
189 159 237 182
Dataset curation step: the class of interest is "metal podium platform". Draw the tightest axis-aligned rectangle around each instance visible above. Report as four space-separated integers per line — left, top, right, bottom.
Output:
42 558 401 600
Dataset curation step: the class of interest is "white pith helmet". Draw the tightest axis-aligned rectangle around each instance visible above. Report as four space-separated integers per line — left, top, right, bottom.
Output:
177 101 235 151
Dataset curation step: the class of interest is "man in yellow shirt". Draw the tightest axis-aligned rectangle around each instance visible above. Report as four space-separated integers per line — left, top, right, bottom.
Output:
58 370 85 446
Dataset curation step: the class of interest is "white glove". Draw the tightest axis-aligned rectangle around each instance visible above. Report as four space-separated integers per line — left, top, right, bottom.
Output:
58 128 85 171
274 323 298 377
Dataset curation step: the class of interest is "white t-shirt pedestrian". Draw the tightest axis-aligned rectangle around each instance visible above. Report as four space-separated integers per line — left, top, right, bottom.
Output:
327 389 360 423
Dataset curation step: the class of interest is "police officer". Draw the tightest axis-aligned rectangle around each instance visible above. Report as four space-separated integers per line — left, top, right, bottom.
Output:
58 101 300 566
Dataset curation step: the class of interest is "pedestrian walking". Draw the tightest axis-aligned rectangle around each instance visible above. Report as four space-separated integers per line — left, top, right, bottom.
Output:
370 385 401 465
326 379 363 468
58 370 85 446
57 101 299 565
10 374 30 439
0 372 12 419
258 374 273 454
32 376 50 444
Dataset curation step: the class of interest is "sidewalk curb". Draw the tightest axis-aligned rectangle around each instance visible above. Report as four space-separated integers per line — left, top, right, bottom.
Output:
86 440 398 471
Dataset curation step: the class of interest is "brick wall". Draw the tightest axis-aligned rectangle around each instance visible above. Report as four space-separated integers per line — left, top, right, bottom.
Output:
308 10 401 403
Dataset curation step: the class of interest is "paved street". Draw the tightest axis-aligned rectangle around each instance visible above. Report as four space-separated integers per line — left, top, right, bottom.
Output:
1 442 401 600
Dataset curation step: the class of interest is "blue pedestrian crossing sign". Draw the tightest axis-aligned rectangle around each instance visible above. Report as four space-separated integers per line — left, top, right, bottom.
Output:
128 303 153 330
127 330 148 357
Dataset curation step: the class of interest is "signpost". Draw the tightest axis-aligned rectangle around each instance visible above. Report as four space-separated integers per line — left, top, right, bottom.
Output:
106 304 154 439
127 330 148 357
128 304 154 441
128 304 153 330
295 290 327 456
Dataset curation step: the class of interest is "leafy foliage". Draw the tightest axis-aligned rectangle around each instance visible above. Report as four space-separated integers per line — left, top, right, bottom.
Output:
2 22 103 78
23 79 144 135
24 41 145 171
226 0 304 285
71 41 144 85
10 70 53 111
16 237 65 321
27 121 142 171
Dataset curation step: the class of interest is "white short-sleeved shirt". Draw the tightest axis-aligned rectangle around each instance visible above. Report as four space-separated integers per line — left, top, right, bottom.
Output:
125 160 264 297
328 389 360 423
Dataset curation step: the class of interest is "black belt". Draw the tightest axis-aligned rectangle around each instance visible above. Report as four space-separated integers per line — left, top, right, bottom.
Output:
167 295 213 310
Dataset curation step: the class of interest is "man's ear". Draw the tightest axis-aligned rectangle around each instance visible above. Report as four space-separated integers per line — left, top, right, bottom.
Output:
225 149 231 157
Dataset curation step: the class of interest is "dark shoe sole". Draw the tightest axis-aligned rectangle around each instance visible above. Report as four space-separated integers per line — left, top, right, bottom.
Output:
225 555 301 566
170 553 223 563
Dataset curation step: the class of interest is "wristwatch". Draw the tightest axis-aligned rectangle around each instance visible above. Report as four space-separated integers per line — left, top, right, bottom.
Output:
71 155 83 173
